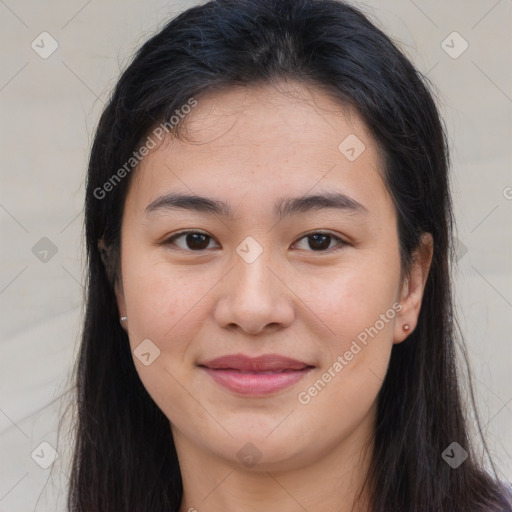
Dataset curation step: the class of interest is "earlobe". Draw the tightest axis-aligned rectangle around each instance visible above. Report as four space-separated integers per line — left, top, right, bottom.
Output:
393 232 433 344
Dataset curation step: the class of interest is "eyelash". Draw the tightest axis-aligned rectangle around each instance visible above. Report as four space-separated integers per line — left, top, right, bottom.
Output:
161 230 348 253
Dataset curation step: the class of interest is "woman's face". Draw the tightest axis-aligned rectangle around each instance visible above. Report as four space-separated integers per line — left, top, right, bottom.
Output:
115 81 430 472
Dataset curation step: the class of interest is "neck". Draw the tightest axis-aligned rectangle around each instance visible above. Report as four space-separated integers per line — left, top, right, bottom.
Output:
175 406 376 512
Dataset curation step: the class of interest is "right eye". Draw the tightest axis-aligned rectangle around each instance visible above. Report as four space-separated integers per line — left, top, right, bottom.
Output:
162 230 220 251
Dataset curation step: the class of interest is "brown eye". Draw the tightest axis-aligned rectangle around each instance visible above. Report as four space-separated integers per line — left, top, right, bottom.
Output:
163 230 347 253
293 232 346 252
165 231 218 251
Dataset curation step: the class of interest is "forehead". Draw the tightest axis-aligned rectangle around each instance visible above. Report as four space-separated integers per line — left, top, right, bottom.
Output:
174 81 367 155
125 81 392 220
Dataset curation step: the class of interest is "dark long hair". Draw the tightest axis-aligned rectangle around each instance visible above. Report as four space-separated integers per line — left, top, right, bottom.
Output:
62 0 511 510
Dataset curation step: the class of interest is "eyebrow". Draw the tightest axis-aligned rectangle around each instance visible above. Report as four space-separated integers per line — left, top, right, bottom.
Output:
145 191 368 220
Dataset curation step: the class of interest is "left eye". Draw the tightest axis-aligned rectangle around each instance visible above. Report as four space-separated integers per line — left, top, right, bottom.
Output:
293 232 346 252
163 231 346 252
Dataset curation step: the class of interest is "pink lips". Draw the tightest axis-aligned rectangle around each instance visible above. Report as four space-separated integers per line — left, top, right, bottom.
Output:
198 354 314 395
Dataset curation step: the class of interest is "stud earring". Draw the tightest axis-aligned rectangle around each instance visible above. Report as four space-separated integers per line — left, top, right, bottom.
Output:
120 316 127 326
403 324 410 331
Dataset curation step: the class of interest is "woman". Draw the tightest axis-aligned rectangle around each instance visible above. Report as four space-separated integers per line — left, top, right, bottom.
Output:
64 0 512 510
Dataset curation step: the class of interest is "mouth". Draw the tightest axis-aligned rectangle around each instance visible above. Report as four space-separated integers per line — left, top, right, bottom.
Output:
198 353 315 395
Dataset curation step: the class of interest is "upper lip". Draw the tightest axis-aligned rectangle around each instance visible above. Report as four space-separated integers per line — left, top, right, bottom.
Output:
199 354 313 372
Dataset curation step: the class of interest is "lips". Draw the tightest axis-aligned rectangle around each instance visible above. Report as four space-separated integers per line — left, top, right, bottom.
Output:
198 354 314 395
199 353 312 372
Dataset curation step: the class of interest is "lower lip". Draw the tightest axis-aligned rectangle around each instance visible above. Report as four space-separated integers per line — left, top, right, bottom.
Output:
201 367 313 395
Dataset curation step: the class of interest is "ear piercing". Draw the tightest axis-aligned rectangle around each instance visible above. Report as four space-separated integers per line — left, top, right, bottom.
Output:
120 316 127 326
403 324 410 331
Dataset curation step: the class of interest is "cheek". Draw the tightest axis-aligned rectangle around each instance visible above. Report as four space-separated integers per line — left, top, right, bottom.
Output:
120 255 207 418
122 252 212 344
293 256 400 413
299 257 401 347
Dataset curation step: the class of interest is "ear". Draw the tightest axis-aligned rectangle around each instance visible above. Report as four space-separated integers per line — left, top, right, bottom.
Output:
114 279 127 330
98 238 127 331
393 232 433 344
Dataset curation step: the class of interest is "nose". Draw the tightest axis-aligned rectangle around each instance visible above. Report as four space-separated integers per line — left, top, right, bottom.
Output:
213 241 295 335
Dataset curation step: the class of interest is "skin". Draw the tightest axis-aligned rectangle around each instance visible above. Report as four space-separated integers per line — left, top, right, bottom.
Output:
112 80 433 512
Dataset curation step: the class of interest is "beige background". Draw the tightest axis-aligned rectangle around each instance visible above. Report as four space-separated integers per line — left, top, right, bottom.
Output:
0 0 511 510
